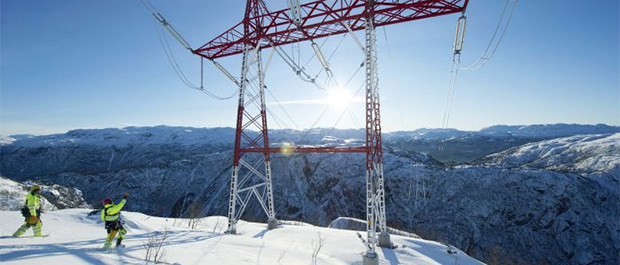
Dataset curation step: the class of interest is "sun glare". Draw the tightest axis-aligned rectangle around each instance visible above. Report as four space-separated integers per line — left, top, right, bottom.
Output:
326 88 355 111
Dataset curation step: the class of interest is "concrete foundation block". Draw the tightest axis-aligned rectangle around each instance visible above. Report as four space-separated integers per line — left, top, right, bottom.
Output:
267 218 278 230
363 252 379 265
378 232 392 248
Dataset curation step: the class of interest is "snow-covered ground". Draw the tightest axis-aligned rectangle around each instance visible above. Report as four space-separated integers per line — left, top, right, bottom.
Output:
483 133 620 173
0 209 483 265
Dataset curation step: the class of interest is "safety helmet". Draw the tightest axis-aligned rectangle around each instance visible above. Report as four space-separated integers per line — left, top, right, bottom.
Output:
31 185 41 192
103 198 112 205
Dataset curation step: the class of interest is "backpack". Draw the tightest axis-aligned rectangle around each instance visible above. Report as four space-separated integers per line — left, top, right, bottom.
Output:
20 200 31 218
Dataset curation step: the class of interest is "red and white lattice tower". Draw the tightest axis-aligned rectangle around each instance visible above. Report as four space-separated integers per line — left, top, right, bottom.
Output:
191 0 469 261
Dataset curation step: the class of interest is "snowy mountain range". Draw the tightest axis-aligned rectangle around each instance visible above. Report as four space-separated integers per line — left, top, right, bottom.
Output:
0 123 618 265
388 123 619 162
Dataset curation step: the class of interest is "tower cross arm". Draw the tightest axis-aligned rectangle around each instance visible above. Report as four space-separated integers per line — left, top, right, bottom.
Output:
192 0 469 59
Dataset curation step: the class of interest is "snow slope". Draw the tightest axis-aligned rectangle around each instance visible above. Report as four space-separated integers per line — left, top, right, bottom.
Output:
0 136 15 145
482 133 620 174
0 209 483 265
0 177 56 212
0 176 90 211
479 124 619 138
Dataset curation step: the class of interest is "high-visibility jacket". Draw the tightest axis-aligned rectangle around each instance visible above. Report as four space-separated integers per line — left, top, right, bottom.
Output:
25 192 41 217
101 199 126 222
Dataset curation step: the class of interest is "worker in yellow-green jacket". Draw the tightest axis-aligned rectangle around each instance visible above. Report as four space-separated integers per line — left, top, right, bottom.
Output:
13 185 44 237
101 192 129 249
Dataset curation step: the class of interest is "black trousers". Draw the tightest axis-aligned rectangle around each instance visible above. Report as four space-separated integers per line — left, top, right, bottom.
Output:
105 220 124 234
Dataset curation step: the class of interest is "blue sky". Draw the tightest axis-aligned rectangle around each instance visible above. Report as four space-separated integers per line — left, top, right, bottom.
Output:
1 0 618 136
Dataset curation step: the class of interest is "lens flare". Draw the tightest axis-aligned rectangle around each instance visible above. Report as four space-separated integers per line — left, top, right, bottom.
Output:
280 142 295 156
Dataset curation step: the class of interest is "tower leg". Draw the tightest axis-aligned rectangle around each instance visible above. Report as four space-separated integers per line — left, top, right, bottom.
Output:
226 166 240 234
377 164 391 248
364 1 390 261
226 37 276 234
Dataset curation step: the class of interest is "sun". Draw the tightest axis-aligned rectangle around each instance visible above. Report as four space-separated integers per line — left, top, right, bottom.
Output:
325 88 356 111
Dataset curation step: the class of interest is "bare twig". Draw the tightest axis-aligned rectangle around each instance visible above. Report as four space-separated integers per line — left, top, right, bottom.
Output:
311 232 324 265
278 250 286 265
212 217 221 233
143 229 170 263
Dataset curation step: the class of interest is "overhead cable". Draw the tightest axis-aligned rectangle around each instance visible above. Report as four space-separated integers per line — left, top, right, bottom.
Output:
460 0 518 70
153 18 238 100
442 0 518 132
144 0 239 100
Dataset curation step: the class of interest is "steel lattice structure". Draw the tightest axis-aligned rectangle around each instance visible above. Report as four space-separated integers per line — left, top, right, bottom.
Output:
191 0 469 260
194 0 468 59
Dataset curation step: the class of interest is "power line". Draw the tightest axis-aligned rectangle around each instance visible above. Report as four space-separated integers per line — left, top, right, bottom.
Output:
460 0 518 70
145 0 239 100
441 0 518 133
